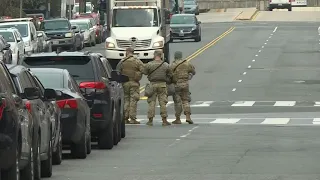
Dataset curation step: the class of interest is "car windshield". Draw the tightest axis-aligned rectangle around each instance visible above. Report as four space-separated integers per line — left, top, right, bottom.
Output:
170 15 195 24
31 71 64 89
41 20 69 31
0 32 15 42
0 24 28 37
22 56 94 83
112 8 159 27
71 22 89 30
184 1 196 4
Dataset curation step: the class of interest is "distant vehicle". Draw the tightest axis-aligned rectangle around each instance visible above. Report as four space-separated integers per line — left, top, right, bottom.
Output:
0 18 38 53
183 1 199 15
36 31 52 52
40 18 81 51
20 51 129 150
269 0 292 11
170 14 201 42
74 13 103 44
70 25 85 50
291 0 307 6
30 68 90 159
0 35 13 64
0 28 24 64
70 19 96 47
72 2 95 15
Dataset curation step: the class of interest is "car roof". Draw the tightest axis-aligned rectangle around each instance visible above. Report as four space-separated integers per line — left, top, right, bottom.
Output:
0 28 17 32
172 14 196 17
70 19 91 22
44 18 68 22
25 51 91 57
6 64 28 74
0 22 30 26
30 67 68 73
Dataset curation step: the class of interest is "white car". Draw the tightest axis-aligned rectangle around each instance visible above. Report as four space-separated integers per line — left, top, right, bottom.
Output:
0 27 25 64
70 19 96 46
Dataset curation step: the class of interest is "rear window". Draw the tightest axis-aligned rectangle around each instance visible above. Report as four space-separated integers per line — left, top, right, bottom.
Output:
32 71 64 89
22 56 95 83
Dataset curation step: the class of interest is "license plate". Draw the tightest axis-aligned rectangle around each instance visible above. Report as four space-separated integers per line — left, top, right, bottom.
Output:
278 3 282 5
53 41 59 45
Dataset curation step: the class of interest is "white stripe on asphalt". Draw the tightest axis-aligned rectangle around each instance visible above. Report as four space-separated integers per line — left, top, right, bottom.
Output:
261 118 290 124
231 101 255 106
312 118 320 124
210 118 241 124
191 101 214 107
273 101 296 106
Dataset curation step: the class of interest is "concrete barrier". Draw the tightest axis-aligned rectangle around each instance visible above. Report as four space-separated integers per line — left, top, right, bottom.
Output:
235 8 258 20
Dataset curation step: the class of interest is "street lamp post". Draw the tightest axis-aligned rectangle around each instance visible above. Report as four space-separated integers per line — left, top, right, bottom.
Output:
20 0 23 18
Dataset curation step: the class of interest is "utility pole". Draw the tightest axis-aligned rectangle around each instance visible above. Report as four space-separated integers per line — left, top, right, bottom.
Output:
20 0 23 18
69 0 72 19
84 0 87 13
79 0 85 13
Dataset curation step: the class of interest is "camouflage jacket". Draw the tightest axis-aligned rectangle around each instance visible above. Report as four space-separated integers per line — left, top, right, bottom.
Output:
144 60 173 83
170 59 196 83
116 55 144 82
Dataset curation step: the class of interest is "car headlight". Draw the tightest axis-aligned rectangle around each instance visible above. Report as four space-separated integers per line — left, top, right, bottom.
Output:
192 27 196 31
152 41 164 48
105 42 115 48
65 33 73 38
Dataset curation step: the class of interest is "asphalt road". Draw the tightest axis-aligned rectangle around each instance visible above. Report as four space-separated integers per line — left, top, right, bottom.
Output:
51 20 320 180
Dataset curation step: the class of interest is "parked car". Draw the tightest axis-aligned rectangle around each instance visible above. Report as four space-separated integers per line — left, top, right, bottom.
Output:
37 31 52 52
7 65 59 178
20 51 128 149
0 35 13 63
96 53 126 139
0 62 36 180
70 19 95 47
74 13 103 44
30 68 91 159
183 0 200 15
0 27 25 64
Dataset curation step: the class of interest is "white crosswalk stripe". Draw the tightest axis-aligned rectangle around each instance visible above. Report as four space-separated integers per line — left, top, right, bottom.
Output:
261 118 291 124
151 100 320 107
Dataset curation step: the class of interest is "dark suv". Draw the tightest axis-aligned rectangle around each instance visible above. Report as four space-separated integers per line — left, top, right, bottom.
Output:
19 51 129 150
0 61 37 180
40 18 81 51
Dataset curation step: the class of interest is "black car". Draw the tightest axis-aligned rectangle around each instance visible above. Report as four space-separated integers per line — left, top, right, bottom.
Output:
170 14 201 42
20 51 128 150
7 65 59 178
40 18 82 51
0 61 39 180
97 53 125 139
30 68 91 159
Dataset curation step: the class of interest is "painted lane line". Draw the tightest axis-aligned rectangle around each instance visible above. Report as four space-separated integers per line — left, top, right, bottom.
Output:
273 101 296 106
273 26 278 33
313 118 320 124
248 65 251 68
264 42 267 45
314 102 320 106
252 59 255 62
255 54 258 56
262 46 264 48
232 101 255 106
266 39 269 42
271 33 273 35
238 80 242 82
258 50 261 53
232 88 236 91
180 133 190 138
269 36 272 38
210 118 241 124
261 118 290 125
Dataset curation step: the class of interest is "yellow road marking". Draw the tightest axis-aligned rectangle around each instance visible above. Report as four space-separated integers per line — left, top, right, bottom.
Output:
251 11 260 21
139 27 235 100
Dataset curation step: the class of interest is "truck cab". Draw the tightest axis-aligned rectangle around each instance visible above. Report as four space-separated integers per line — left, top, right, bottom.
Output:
105 0 171 68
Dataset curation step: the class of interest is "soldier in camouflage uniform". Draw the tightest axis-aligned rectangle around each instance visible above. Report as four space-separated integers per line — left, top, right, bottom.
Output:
144 50 173 126
170 51 196 124
116 47 144 124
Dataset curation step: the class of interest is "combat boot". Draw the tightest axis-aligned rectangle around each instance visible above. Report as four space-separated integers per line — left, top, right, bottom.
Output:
172 116 182 124
186 114 193 124
129 118 140 124
146 118 153 126
124 118 130 124
162 117 171 126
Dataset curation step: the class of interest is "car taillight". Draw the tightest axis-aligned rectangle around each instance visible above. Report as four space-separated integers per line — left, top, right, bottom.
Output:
0 98 6 120
25 101 31 113
56 99 78 109
79 82 106 89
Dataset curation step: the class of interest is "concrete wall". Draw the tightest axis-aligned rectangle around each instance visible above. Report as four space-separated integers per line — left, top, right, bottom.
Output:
198 0 320 10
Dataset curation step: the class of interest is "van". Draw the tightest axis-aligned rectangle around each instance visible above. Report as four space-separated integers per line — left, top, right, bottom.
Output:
0 18 38 53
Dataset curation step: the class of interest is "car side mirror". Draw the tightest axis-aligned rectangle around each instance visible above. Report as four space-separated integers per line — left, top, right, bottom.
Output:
3 44 10 50
44 88 57 100
12 94 22 107
24 87 40 100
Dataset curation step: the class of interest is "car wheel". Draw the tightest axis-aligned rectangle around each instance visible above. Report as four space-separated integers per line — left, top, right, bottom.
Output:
20 145 34 180
34 135 41 180
113 108 119 145
52 131 62 165
98 120 114 149
70 133 87 159
40 137 52 177
2 144 20 180
117 106 122 142
288 7 292 11
195 35 201 42
121 117 126 138
86 128 92 155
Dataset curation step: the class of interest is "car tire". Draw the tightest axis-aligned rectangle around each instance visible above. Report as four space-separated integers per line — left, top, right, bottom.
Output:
52 131 62 165
2 144 20 180
86 129 92 155
288 7 292 11
117 106 122 142
269 7 273 11
98 120 114 149
20 146 34 180
71 133 87 159
34 134 41 180
195 35 201 42
113 108 119 145
40 137 52 177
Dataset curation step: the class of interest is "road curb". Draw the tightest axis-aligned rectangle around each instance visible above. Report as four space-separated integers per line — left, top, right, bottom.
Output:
235 9 259 20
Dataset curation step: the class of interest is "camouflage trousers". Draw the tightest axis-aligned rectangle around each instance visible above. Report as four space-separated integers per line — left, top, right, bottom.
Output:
123 81 140 120
147 82 168 118
172 83 191 117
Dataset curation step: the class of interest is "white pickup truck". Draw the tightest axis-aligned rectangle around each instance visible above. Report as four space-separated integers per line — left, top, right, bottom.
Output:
269 0 292 11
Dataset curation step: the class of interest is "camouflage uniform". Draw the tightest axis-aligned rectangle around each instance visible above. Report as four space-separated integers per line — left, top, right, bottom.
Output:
144 50 173 126
117 50 144 124
170 51 196 124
